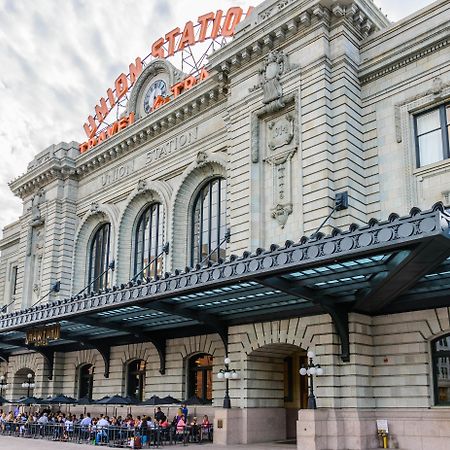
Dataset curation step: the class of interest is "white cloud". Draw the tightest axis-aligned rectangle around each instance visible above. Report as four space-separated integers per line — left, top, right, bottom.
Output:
0 0 435 234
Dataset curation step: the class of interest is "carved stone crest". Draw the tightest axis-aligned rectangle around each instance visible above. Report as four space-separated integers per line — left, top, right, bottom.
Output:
90 202 100 214
259 50 290 105
268 115 294 151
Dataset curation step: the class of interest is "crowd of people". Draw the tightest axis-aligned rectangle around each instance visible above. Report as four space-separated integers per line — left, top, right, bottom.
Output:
0 404 213 446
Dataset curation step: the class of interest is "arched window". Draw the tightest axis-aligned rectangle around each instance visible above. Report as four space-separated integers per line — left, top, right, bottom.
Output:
88 223 111 292
191 178 227 266
134 203 164 279
187 353 213 403
127 359 146 402
433 334 450 405
78 364 94 400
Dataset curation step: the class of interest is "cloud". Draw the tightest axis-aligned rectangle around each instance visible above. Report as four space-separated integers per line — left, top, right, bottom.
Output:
0 0 435 235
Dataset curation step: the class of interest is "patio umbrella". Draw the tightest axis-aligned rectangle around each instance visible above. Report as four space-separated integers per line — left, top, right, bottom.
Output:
182 395 206 405
77 396 93 405
47 395 78 404
16 396 44 405
0 396 9 405
141 395 163 405
95 395 133 405
160 395 180 404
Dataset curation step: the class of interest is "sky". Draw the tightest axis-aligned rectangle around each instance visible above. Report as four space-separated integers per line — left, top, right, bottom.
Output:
0 0 436 235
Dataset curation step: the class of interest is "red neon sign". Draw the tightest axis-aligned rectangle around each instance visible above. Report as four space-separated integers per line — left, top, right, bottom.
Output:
81 6 252 147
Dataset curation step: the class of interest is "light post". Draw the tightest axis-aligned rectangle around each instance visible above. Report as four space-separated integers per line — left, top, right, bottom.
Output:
0 375 7 397
217 356 239 409
299 350 323 409
21 373 35 398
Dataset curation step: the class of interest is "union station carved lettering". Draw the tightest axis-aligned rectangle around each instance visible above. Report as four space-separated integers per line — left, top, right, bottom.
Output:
101 161 135 187
146 127 198 163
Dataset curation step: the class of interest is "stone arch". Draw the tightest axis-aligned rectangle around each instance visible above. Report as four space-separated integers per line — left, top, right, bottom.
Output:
237 316 332 357
116 180 172 283
71 203 119 295
169 153 228 271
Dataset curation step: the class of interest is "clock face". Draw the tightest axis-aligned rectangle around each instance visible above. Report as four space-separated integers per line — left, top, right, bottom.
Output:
143 80 168 114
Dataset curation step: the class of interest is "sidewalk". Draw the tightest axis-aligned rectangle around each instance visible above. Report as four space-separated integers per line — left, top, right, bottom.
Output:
0 436 296 449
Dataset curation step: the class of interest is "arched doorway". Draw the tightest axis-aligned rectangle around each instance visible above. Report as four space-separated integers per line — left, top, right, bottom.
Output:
14 368 36 399
78 364 94 400
126 359 146 402
246 344 308 443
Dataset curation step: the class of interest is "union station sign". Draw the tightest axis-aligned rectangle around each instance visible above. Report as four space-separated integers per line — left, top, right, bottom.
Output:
80 6 252 153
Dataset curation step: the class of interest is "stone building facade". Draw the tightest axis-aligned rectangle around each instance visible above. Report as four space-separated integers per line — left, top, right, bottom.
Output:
0 0 450 449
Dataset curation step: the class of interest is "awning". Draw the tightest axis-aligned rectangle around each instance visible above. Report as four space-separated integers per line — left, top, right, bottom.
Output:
1 203 449 376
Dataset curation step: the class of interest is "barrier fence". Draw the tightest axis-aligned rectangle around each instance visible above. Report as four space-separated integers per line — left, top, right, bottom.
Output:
0 421 213 447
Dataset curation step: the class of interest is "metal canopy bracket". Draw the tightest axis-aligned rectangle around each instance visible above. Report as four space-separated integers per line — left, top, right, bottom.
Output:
32 347 55 381
256 275 350 362
93 345 111 378
320 303 350 362
141 335 166 375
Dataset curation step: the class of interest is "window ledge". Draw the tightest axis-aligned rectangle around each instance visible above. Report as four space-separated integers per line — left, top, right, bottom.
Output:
413 158 450 177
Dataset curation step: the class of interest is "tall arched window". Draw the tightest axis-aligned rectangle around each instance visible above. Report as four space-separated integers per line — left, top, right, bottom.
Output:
134 203 164 279
78 364 94 400
191 178 227 266
433 334 450 405
127 359 146 402
188 353 213 403
88 223 111 292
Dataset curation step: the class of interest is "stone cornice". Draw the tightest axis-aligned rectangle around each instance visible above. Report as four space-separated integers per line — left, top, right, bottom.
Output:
208 0 383 78
360 30 450 85
9 75 228 198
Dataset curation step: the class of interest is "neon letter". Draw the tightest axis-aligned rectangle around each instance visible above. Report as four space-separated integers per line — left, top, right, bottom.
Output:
129 57 143 85
222 7 243 37
197 12 215 42
83 115 97 139
115 73 128 100
165 27 181 57
178 21 195 51
152 38 165 58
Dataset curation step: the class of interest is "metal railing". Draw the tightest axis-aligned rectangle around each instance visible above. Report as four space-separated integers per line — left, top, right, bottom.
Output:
0 421 213 447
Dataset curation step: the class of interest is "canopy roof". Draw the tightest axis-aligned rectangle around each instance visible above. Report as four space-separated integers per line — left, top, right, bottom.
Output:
1 204 450 375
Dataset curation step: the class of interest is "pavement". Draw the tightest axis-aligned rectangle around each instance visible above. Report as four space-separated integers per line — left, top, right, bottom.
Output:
0 436 296 449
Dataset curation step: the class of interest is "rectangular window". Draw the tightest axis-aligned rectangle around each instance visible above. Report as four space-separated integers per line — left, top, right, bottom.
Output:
11 265 18 296
415 103 450 167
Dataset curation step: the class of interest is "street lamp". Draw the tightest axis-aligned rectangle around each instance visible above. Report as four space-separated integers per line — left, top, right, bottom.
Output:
0 375 7 397
299 350 323 409
21 373 35 397
217 356 239 409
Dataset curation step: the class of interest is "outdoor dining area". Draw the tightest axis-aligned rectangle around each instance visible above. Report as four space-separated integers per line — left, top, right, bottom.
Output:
0 393 214 447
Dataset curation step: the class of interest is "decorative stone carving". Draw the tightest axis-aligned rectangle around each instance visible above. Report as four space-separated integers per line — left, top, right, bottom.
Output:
29 189 45 227
258 50 290 105
268 115 294 151
196 151 208 164
264 113 297 228
90 202 100 214
137 180 147 192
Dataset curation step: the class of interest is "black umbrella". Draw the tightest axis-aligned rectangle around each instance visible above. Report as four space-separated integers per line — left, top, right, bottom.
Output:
0 396 9 405
160 395 180 404
95 395 133 405
47 395 78 404
141 395 163 405
16 396 44 405
182 395 206 405
77 397 93 405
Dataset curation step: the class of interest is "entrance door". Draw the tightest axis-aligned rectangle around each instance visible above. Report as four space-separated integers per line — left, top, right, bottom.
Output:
284 352 308 439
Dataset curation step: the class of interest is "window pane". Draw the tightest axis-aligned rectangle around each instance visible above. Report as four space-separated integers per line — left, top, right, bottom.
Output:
89 223 111 292
446 106 450 126
417 109 440 135
436 355 450 404
191 178 227 266
134 204 164 279
418 130 444 166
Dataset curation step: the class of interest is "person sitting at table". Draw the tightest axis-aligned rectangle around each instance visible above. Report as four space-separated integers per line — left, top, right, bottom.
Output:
176 414 186 441
96 415 110 444
154 407 166 424
190 417 200 442
181 403 188 419
201 415 212 441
